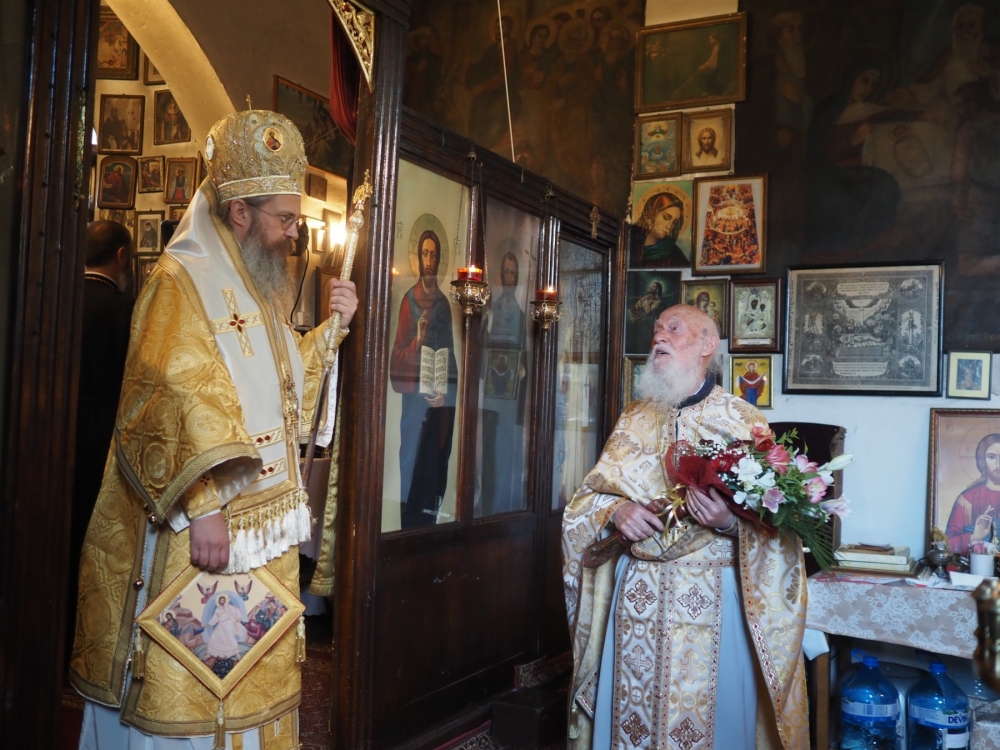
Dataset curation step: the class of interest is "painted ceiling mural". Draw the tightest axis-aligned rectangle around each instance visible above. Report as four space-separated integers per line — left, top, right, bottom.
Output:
404 0 644 217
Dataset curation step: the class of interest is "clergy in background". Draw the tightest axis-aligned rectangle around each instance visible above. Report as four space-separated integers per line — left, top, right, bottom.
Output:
561 304 807 749
70 109 357 749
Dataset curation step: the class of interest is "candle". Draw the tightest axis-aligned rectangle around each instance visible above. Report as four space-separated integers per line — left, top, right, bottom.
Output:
457 266 483 282
536 286 557 302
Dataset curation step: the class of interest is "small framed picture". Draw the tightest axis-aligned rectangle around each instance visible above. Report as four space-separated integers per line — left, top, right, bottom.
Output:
630 179 694 268
929 409 1000 554
135 255 158 294
730 355 773 409
682 108 732 173
634 113 681 180
636 13 746 113
625 270 682 355
693 175 766 275
137 156 164 193
948 352 992 400
135 211 164 255
163 158 197 204
729 278 781 353
143 54 165 85
681 277 728 338
484 349 522 400
623 355 647 403
96 9 139 80
97 155 137 209
169 206 187 221
306 172 329 201
97 94 144 155
153 90 192 145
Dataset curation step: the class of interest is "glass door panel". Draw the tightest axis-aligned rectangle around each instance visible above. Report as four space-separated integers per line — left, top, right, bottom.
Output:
382 160 469 532
473 199 539 518
552 241 606 510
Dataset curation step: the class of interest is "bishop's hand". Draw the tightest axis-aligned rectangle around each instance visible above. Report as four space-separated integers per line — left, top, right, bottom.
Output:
189 513 230 572
327 279 358 328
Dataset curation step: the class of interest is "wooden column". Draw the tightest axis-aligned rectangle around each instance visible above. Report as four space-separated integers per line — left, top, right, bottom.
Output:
331 2 408 748
0 0 99 746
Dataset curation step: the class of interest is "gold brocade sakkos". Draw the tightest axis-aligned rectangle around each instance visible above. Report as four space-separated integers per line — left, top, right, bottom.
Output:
69 180 342 741
561 388 809 750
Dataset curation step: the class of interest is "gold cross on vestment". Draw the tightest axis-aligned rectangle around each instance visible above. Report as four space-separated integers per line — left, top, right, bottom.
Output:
212 288 262 357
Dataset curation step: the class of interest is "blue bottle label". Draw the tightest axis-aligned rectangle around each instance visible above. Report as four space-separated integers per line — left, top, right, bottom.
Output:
842 698 898 720
907 704 970 730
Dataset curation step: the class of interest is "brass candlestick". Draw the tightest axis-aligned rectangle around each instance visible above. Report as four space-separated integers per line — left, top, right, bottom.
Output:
530 298 562 330
450 278 490 318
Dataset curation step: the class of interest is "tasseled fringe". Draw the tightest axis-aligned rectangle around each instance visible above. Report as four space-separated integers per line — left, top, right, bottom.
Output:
249 525 264 570
230 519 249 573
280 508 295 554
132 629 145 680
296 615 306 663
296 496 312 542
224 492 314 573
213 700 226 750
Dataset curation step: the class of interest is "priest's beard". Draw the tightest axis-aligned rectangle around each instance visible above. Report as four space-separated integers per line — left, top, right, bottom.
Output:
636 349 705 410
240 217 295 318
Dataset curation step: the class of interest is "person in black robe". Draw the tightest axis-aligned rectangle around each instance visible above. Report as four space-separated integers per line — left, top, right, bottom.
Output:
68 219 135 661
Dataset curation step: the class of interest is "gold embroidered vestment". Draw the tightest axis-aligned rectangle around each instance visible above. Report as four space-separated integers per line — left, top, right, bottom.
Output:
70 184 339 741
561 389 809 749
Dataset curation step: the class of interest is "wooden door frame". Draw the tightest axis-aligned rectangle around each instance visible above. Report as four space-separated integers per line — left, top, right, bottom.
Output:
334 63 623 742
0 0 100 746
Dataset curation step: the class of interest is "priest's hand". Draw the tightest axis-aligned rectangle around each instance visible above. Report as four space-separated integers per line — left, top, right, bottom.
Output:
190 513 230 572
612 501 664 542
327 279 358 328
685 486 735 531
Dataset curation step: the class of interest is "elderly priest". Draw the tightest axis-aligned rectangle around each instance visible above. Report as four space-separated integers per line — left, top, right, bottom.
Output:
70 109 357 749
561 304 808 749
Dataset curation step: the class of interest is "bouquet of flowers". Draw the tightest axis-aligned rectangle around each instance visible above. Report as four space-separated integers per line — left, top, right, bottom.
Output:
583 425 852 570
666 425 852 570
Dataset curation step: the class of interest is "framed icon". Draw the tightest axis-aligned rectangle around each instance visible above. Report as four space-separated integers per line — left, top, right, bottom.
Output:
693 174 767 275
97 94 144 155
948 352 992 400
97 155 137 209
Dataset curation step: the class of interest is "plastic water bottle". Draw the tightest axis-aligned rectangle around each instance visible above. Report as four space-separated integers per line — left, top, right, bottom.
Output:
840 651 901 750
907 661 970 750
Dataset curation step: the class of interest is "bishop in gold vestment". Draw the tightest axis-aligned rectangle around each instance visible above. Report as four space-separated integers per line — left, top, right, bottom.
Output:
562 305 808 749
70 110 357 749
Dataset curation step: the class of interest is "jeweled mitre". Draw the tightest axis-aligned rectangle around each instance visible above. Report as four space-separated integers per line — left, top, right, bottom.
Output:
204 109 307 202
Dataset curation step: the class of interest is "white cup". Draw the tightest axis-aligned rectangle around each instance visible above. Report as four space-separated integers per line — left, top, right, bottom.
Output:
970 553 995 577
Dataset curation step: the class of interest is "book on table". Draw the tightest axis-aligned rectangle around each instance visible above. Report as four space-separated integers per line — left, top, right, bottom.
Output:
835 544 910 565
420 346 449 396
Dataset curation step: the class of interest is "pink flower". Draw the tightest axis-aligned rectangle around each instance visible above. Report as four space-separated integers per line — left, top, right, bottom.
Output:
806 477 828 504
820 497 851 519
751 425 776 452
765 444 792 475
762 487 786 513
795 454 819 474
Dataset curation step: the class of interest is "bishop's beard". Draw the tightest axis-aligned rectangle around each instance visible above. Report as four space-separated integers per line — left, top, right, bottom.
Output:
240 217 295 318
636 349 705 410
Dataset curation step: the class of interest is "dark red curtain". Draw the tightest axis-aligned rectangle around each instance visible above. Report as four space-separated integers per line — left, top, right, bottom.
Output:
329 13 359 145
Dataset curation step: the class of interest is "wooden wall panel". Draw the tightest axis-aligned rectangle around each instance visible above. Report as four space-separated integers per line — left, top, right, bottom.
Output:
0 0 98 746
372 518 536 733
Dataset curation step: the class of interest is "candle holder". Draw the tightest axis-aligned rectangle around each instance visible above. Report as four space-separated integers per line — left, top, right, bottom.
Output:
450 278 490 318
530 298 562 330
